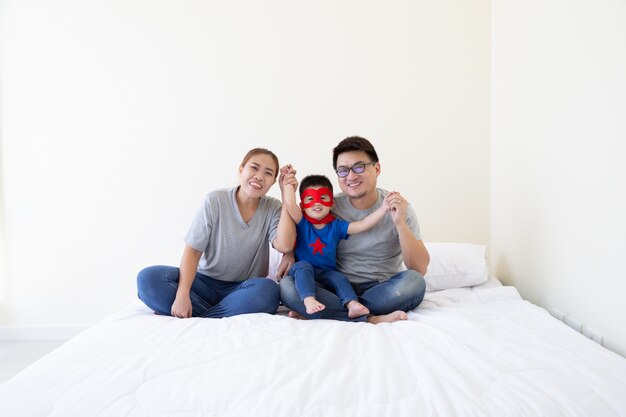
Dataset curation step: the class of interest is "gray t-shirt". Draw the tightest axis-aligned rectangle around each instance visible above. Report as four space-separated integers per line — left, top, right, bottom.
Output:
184 187 282 282
333 188 422 284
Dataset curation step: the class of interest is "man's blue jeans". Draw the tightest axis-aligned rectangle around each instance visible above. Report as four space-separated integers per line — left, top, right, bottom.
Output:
290 261 358 306
279 269 426 322
137 265 280 318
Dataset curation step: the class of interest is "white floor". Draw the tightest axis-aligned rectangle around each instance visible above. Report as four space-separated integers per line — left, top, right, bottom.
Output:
0 340 66 384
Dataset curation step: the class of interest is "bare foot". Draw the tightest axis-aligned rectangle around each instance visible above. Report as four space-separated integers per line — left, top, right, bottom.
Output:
288 310 306 320
346 300 370 318
303 297 325 314
367 310 408 324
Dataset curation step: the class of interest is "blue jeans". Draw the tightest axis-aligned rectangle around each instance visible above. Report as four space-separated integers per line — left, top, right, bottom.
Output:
279 269 426 322
290 261 358 306
137 265 280 318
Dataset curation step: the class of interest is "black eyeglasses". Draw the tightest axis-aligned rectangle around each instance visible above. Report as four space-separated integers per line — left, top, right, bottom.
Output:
335 162 376 178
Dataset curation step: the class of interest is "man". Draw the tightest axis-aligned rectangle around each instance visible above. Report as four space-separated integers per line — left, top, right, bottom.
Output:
279 136 429 323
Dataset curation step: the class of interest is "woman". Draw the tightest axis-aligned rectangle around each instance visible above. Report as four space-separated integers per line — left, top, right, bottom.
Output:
137 148 296 318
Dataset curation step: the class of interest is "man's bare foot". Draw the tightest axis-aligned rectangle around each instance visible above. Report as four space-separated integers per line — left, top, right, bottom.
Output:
367 310 408 324
288 310 306 320
303 296 325 314
346 300 370 318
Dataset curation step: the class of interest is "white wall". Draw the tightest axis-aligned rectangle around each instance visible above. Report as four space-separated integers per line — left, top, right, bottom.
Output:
0 1 491 327
492 0 626 356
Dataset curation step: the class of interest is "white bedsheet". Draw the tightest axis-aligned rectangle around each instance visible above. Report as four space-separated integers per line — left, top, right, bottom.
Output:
1 283 626 417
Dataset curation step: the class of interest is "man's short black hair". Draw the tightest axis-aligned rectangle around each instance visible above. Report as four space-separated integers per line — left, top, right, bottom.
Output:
332 136 379 169
299 175 333 196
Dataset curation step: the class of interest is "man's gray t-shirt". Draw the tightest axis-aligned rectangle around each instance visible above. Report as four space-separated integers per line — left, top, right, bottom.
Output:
333 189 422 284
184 187 282 282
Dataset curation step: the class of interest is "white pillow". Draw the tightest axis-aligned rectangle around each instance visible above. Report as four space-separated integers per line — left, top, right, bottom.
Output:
424 242 488 291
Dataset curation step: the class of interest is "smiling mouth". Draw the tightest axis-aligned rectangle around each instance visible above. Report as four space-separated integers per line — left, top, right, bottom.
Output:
347 182 361 188
249 181 262 190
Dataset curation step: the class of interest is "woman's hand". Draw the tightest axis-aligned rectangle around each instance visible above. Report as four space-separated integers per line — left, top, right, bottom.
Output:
171 292 193 318
173 245 202 318
275 252 295 281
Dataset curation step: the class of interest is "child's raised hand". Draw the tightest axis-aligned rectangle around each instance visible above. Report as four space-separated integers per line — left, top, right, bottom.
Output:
281 164 297 178
279 164 298 191
280 164 292 175
385 191 408 225
279 164 292 181
383 191 396 211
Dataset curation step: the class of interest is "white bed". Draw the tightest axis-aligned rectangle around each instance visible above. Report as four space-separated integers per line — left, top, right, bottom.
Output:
2 245 626 416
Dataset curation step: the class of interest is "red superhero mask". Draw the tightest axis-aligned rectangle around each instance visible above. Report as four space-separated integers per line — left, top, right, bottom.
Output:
300 187 334 208
300 187 335 224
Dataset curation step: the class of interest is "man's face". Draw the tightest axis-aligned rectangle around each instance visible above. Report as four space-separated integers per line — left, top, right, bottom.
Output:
335 150 380 200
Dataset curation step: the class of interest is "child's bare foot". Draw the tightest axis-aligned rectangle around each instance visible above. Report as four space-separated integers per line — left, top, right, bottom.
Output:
346 300 370 318
367 310 408 324
303 297 325 314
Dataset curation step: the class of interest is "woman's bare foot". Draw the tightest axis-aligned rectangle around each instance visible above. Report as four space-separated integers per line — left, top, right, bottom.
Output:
367 310 408 324
288 310 306 320
303 297 325 314
346 300 370 318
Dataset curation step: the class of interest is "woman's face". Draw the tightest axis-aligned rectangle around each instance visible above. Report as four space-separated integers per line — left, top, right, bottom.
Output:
238 153 277 198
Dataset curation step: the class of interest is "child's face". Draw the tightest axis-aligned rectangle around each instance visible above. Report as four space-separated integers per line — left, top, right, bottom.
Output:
301 186 333 220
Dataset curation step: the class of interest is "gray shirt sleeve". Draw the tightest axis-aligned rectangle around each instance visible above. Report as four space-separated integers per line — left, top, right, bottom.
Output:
401 202 422 241
184 194 214 253
267 199 281 245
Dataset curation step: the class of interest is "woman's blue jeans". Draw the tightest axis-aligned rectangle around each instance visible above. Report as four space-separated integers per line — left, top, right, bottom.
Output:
137 265 280 318
290 261 358 307
279 269 425 322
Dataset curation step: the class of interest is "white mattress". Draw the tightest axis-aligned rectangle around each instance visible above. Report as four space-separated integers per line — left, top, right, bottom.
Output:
2 281 626 417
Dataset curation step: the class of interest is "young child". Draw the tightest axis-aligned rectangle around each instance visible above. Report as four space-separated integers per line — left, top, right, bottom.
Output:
281 168 393 318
